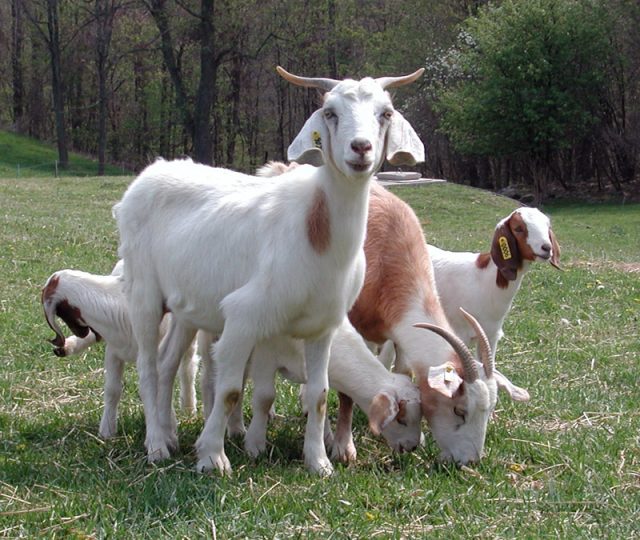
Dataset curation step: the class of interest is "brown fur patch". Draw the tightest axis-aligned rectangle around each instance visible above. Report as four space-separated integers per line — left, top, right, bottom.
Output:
316 389 328 417
306 188 331 253
41 274 59 304
510 212 536 262
224 390 241 415
475 252 491 269
56 300 89 338
349 183 449 342
491 219 520 287
335 393 354 436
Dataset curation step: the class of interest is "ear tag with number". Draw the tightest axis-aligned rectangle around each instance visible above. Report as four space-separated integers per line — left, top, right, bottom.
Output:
312 131 322 149
499 236 512 260
444 364 456 383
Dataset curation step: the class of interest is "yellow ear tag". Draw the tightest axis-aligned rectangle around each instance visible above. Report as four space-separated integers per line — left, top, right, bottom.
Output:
499 236 512 260
444 364 455 383
312 131 322 149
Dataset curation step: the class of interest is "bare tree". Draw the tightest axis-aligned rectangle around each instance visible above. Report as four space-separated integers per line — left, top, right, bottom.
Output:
11 0 25 132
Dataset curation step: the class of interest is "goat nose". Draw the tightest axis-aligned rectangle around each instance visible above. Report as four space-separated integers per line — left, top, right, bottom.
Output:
541 243 551 254
351 138 372 156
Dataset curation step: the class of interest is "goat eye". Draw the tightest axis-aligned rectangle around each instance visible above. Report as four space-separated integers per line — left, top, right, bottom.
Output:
454 406 466 421
514 226 524 233
323 109 336 120
382 110 394 120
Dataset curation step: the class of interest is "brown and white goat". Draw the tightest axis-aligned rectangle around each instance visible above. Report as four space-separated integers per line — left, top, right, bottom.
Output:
41 262 197 441
427 207 560 363
347 182 528 464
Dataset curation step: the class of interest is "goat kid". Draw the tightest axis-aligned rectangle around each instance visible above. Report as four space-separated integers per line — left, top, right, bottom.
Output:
41 261 197 440
427 207 560 360
197 319 422 463
114 66 424 475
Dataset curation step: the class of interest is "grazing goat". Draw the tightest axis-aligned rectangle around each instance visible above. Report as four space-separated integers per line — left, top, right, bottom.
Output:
347 182 529 464
113 66 424 475
197 319 422 463
427 207 561 360
41 262 197 439
258 163 529 464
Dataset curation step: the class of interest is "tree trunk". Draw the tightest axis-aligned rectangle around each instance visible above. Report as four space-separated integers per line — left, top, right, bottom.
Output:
95 0 116 176
47 0 68 168
225 53 242 166
11 0 25 132
146 0 194 145
530 159 548 206
326 0 338 78
193 0 216 165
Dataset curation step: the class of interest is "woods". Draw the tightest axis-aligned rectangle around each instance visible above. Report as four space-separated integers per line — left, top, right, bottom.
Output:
1 0 639 201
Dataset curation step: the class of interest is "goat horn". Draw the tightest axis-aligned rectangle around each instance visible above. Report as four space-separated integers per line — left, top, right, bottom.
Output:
276 66 340 92
413 322 479 383
376 68 425 90
459 308 494 378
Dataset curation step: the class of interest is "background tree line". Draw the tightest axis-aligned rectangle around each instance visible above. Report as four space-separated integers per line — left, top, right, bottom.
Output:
1 0 638 201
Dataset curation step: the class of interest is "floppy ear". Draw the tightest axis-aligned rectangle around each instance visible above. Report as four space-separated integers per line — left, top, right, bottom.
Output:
490 218 519 286
368 391 399 435
386 111 425 166
494 368 530 402
287 109 327 166
427 363 463 399
549 228 561 269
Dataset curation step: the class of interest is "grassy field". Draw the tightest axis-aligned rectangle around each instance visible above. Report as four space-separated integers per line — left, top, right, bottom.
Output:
0 131 129 179
0 175 638 538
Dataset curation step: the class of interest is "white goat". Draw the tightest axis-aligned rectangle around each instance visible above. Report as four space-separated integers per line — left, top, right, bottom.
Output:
427 207 561 358
113 66 425 475
197 319 422 463
41 262 197 439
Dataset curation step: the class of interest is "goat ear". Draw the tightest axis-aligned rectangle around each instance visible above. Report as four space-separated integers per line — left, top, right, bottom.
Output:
368 391 399 435
427 363 463 399
490 220 519 284
287 109 328 166
386 111 425 166
549 228 562 269
494 368 530 402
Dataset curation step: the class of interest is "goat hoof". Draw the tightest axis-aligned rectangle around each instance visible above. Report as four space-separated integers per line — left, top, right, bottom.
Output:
98 424 117 439
146 446 171 463
305 455 334 477
196 451 232 475
244 433 266 458
226 423 246 438
331 442 357 464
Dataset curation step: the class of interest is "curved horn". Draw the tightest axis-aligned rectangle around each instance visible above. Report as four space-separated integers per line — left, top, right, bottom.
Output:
459 308 494 378
413 322 479 383
376 68 425 90
276 66 340 92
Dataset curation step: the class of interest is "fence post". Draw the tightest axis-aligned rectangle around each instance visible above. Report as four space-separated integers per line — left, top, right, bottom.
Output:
55 160 58 178
17 165 20 177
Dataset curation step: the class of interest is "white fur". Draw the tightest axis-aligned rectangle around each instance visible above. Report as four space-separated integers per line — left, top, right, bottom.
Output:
41 262 197 440
113 69 424 475
197 319 422 463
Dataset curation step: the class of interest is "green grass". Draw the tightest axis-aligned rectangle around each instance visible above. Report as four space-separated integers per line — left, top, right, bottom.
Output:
1 177 639 538
0 131 129 178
